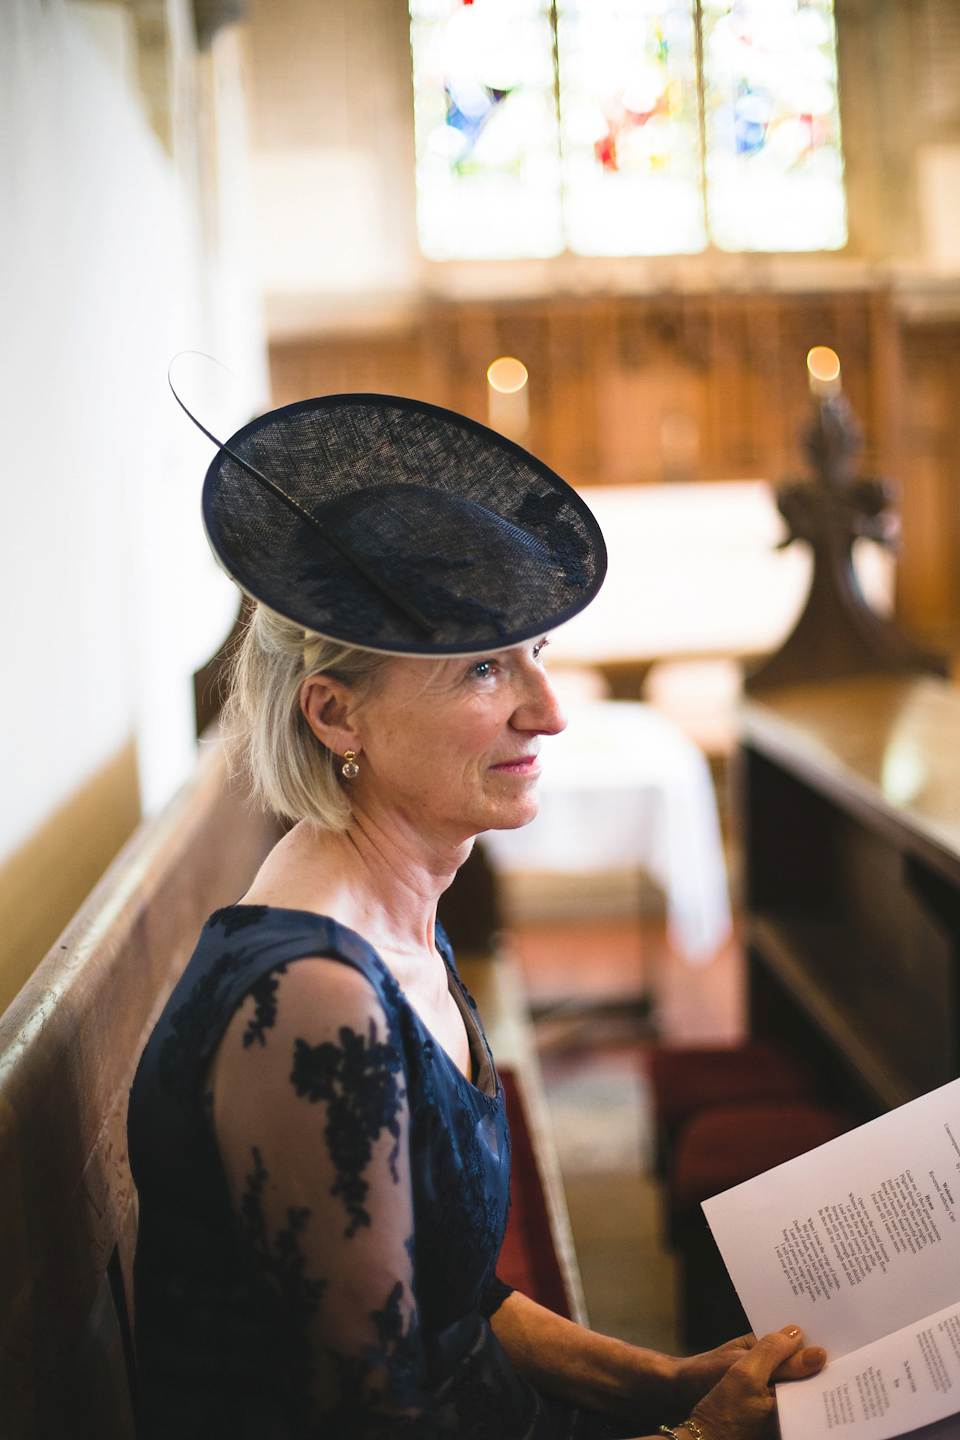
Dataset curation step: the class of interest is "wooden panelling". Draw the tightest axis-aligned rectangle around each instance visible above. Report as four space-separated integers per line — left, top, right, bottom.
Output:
271 293 888 487
270 295 960 653
899 323 960 646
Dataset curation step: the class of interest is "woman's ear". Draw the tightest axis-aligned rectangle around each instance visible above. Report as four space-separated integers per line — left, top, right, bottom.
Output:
300 674 361 756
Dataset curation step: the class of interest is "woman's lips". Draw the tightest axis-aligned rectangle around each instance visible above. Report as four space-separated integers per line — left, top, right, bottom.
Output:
489 754 540 776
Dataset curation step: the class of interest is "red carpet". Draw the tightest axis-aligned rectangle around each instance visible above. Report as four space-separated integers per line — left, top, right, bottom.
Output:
496 1067 571 1319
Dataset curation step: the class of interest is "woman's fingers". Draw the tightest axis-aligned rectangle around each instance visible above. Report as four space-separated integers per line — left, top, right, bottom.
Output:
732 1327 806 1387
723 1333 758 1354
773 1343 827 1382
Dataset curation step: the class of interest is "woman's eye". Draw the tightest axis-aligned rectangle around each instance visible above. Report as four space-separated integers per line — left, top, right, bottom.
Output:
470 660 494 680
532 638 549 662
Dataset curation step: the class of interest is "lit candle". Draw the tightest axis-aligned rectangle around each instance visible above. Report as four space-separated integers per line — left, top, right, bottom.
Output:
807 346 842 399
487 356 529 444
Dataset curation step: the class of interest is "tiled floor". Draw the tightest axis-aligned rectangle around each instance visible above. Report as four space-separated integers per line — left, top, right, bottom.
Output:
504 913 745 1353
563 1172 678 1352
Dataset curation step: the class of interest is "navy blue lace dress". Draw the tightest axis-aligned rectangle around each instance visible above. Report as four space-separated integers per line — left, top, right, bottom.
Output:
128 906 625 1440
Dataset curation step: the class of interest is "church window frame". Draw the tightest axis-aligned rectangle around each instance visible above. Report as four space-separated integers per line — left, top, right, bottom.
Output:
408 0 848 262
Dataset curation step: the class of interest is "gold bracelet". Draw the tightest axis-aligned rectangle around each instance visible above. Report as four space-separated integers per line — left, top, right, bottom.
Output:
658 1429 682 1439
659 1423 706 1440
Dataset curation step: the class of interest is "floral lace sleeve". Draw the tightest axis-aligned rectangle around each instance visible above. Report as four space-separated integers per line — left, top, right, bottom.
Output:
209 957 425 1437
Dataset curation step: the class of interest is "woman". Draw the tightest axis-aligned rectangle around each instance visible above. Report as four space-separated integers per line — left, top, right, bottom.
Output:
129 394 825 1438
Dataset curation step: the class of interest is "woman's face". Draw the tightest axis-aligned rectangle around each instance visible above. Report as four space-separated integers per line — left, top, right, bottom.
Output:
350 638 565 842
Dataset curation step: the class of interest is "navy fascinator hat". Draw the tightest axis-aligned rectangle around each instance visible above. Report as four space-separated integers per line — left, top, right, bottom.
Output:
195 391 606 656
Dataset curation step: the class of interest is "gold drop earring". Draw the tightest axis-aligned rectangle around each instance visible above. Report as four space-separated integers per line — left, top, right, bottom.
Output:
341 750 360 779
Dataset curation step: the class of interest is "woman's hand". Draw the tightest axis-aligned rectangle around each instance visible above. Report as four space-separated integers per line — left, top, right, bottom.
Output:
680 1326 826 1440
672 1334 755 1412
673 1330 827 1413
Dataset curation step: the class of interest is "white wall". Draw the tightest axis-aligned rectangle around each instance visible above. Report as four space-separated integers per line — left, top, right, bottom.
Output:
247 0 421 335
0 0 268 861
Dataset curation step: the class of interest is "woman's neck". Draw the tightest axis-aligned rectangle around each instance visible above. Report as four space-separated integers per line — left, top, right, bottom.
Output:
242 806 473 964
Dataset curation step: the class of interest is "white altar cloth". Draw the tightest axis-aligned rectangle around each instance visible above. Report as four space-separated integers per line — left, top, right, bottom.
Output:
481 702 732 963
546 482 894 665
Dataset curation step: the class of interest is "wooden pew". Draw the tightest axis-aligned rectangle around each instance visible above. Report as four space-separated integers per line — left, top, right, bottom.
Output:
741 674 960 1115
0 737 281 1439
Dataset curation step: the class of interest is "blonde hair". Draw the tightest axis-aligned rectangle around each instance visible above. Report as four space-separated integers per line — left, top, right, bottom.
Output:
223 603 394 828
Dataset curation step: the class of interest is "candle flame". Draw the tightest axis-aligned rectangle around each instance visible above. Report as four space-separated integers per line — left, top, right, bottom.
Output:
487 357 528 395
807 346 841 395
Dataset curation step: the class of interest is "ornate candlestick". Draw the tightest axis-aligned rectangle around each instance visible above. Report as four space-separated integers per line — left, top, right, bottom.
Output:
745 348 946 695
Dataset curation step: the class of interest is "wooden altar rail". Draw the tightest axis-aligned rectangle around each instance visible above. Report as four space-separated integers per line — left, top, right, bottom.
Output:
0 738 282 1440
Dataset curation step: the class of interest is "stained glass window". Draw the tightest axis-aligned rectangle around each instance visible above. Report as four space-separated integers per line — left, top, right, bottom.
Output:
556 1 706 256
408 0 847 259
701 0 847 251
409 0 562 260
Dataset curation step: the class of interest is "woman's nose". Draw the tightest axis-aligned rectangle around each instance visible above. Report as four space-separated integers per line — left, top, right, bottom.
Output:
516 669 567 736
